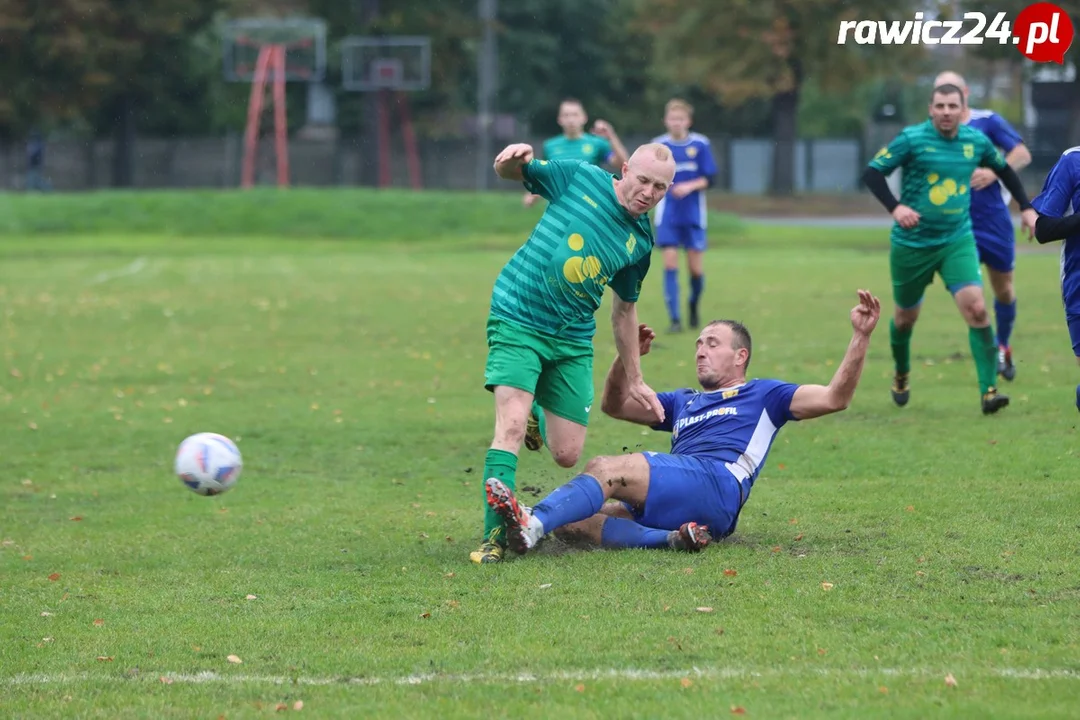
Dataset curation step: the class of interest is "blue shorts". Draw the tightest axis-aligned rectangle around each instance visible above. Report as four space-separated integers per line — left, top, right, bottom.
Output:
973 213 1016 273
624 452 745 537
656 225 707 252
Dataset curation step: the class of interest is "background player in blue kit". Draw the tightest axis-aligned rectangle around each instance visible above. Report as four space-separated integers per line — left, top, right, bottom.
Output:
653 99 718 333
486 290 882 555
935 72 1032 381
1031 146 1080 409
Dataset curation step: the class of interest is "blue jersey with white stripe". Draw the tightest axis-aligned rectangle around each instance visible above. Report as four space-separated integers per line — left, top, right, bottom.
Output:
652 132 717 228
651 379 799 486
1032 146 1080 307
965 109 1024 224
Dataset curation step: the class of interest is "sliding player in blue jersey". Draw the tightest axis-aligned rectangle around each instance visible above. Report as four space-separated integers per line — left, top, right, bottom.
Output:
935 72 1032 380
1032 146 1080 410
653 99 718 333
486 290 881 555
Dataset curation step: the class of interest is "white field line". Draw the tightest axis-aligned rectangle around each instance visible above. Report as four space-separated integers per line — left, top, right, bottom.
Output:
88 257 148 285
4 666 1080 688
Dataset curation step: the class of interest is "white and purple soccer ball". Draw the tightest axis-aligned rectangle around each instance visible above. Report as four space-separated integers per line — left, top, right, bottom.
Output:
175 433 242 496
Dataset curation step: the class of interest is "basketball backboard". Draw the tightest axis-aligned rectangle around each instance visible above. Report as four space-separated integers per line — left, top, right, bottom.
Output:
341 36 431 92
223 18 327 83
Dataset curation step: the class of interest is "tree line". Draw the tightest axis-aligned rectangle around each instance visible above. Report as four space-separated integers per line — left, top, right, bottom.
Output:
1 0 1076 193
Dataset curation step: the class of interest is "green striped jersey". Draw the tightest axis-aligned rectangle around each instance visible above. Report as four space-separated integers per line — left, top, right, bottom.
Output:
489 159 653 341
868 119 1007 248
542 133 613 166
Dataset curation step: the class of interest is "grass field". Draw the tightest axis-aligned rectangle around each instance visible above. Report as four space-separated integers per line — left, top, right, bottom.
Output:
2 192 1079 718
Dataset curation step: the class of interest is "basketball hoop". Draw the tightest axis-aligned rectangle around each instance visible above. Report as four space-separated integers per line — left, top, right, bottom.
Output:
371 59 404 88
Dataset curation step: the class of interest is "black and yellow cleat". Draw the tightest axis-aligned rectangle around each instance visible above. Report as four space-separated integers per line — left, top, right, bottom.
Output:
469 540 505 564
524 409 543 452
982 387 1010 415
997 346 1016 382
891 372 910 407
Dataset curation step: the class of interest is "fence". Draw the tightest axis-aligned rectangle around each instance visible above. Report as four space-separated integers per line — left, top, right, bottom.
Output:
1 134 876 194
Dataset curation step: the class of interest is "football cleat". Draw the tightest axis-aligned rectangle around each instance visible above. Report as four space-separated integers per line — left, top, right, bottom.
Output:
667 521 712 552
997 346 1016 382
891 372 910 407
982 387 1010 415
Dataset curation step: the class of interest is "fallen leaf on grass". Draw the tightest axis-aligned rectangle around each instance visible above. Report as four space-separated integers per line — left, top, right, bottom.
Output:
789 518 798 525
794 534 803 541
227 654 242 664
574 684 585 692
93 619 104 626
723 569 737 577
293 700 304 710
445 573 455 578
731 707 746 715
420 612 431 619
69 516 82 522
96 656 113 662
696 607 714 613
160 676 173 685
23 555 32 561
821 582 834 591
879 686 888 694
818 648 826 656
47 573 60 581
276 703 288 712
916 571 925 577
539 583 552 590
41 612 52 617
945 673 957 687
681 677 693 688
905 505 915 512
771 546 782 553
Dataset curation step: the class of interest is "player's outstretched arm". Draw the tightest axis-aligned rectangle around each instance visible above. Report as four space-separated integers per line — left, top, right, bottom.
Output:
602 323 664 425
789 290 881 421
494 143 534 182
609 298 665 423
990 164 1038 238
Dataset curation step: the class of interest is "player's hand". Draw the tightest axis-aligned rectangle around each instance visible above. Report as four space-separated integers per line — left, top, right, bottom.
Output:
850 289 881 336
669 182 694 199
627 379 665 423
637 323 656 356
970 167 998 191
523 192 538 208
891 204 920 229
1020 208 1038 241
591 120 615 139
495 143 534 165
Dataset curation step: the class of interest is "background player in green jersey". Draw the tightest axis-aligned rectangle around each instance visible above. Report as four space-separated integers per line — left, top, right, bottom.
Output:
472 142 675 564
523 98 630 208
862 84 1037 415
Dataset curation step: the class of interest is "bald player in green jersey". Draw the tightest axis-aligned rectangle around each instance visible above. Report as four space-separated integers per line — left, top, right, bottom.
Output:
472 142 676 564
862 83 1038 415
523 98 630 208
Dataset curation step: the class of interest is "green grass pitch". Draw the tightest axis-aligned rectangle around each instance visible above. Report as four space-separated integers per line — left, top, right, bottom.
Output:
1 192 1079 718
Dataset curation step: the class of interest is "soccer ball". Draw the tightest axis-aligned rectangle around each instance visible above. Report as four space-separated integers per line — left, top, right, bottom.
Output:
175 433 242 496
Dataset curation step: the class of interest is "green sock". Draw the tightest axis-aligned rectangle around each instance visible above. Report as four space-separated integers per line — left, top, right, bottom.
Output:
969 325 997 394
482 448 517 544
531 401 549 446
890 319 912 375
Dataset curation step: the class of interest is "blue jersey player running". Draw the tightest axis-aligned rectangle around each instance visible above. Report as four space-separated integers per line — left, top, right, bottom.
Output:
1032 146 1080 410
486 290 882 555
653 99 718 333
936 72 1032 381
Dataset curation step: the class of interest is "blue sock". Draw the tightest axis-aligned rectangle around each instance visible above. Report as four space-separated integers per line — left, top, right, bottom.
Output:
1075 384 1080 413
689 274 704 307
533 474 605 533
600 517 670 549
994 299 1016 348
664 268 680 322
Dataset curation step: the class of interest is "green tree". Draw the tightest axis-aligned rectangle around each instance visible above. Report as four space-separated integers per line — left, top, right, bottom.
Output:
638 0 927 195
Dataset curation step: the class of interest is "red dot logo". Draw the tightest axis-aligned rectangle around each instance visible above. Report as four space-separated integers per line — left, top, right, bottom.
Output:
1013 2 1075 64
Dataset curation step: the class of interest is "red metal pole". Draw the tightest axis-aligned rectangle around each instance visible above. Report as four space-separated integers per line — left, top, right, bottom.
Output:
397 92 422 190
272 45 289 188
242 46 272 189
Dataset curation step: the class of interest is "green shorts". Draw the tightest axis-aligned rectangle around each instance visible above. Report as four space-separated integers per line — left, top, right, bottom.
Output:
890 237 982 310
483 316 594 426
